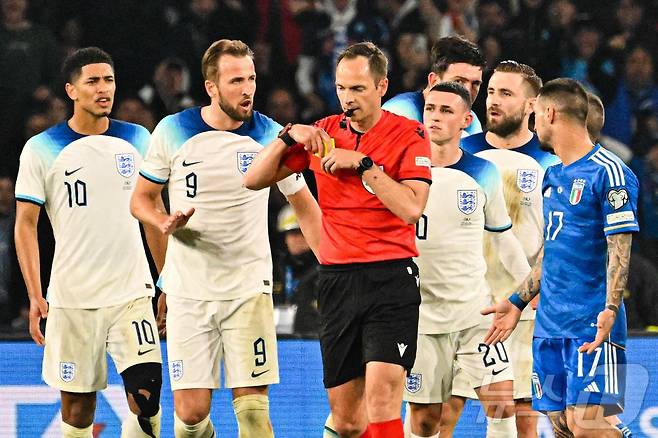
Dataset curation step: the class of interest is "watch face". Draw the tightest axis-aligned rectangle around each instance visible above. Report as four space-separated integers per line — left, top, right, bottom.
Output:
362 157 373 168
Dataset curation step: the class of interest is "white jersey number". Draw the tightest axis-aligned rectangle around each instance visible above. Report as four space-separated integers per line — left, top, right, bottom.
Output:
545 211 564 241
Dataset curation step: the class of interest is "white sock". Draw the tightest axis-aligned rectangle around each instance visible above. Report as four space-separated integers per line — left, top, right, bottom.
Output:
174 412 215 438
61 421 93 438
486 415 517 438
121 407 162 437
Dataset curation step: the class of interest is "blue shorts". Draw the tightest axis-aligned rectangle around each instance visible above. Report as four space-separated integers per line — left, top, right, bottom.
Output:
531 337 625 415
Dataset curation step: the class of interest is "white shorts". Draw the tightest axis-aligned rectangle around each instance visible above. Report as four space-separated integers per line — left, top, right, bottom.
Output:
43 296 162 393
404 325 513 404
166 292 279 390
452 319 533 400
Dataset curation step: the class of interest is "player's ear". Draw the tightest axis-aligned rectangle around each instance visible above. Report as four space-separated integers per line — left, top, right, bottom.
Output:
526 97 536 116
377 77 388 97
546 106 556 124
65 83 77 101
427 72 438 89
462 111 474 129
204 80 216 99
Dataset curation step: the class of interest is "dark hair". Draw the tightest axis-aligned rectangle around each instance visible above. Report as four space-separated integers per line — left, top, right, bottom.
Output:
430 36 486 76
586 91 604 142
62 47 114 83
337 41 388 83
494 60 543 96
538 78 589 123
429 82 472 109
202 39 254 82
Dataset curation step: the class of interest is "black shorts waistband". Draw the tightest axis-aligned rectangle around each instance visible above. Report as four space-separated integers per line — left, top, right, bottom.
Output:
319 258 413 272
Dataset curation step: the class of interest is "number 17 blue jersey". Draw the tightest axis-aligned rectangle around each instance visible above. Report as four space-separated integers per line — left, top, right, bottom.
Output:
537 145 639 346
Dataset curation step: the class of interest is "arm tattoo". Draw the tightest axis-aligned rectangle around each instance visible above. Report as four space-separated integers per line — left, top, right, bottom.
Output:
606 233 632 308
518 246 544 303
548 411 574 438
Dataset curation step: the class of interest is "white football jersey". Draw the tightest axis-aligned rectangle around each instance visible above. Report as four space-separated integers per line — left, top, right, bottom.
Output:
140 107 305 301
462 133 561 319
415 151 512 334
15 120 154 309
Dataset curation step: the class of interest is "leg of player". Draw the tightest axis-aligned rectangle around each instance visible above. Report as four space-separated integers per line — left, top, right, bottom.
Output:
515 400 539 438
173 389 215 438
548 410 574 438
566 405 622 438
120 362 163 438
60 391 96 437
232 385 273 438
326 377 368 437
476 380 517 438
606 415 632 437
438 396 466 437
407 402 442 437
364 361 407 437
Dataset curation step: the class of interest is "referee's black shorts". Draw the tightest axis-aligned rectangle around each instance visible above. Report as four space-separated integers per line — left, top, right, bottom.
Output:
317 258 421 388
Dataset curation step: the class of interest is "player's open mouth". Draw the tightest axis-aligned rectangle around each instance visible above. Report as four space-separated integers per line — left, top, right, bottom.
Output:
240 100 252 109
97 98 111 105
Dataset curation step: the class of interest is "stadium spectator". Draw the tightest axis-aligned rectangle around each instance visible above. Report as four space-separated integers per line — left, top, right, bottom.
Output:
0 175 18 327
138 57 196 123
115 95 157 132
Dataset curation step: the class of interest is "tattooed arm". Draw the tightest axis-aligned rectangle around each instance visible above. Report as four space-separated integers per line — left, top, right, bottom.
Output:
579 233 632 354
482 247 544 344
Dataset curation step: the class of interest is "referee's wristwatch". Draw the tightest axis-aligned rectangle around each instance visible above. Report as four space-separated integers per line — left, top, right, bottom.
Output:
277 123 296 147
356 155 374 176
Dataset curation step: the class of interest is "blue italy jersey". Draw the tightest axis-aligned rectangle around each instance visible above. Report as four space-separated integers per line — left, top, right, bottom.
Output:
537 145 638 346
383 91 482 137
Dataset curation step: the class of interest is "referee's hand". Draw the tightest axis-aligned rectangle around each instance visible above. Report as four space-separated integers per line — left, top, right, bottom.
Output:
288 124 332 156
481 299 521 345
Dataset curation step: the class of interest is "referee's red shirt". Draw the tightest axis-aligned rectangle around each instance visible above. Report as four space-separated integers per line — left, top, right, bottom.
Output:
283 110 432 265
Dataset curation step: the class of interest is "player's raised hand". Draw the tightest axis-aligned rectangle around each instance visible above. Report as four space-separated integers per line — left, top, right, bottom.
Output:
481 299 521 345
321 149 365 175
579 308 616 354
159 207 195 235
156 292 167 336
288 124 332 156
29 296 48 346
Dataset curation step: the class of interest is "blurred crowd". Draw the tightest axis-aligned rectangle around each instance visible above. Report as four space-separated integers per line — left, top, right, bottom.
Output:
1 0 657 334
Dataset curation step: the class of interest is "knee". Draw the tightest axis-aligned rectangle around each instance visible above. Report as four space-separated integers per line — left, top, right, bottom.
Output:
121 362 162 417
411 406 441 436
332 417 366 438
61 393 96 427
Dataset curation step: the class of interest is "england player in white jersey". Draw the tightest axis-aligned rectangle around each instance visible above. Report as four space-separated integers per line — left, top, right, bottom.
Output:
130 40 320 438
383 36 485 138
448 61 558 438
402 82 530 438
15 48 163 438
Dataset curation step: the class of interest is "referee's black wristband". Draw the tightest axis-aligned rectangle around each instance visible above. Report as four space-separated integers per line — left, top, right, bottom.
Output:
278 123 296 147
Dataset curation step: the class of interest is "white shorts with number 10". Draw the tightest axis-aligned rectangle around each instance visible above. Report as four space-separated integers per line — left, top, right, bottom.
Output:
166 292 279 390
404 325 514 404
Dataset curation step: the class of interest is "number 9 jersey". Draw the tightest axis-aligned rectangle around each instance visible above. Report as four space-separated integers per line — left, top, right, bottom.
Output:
538 145 639 346
15 120 154 309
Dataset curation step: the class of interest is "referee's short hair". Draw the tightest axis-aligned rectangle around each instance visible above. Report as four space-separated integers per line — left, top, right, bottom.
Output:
202 39 254 82
62 47 114 83
429 82 472 109
337 42 388 83
538 78 589 124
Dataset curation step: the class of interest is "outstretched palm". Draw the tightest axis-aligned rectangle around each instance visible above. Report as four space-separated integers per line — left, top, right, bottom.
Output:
481 299 522 345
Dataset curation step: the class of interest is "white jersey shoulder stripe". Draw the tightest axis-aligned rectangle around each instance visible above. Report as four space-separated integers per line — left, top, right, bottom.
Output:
593 151 621 186
598 148 626 185
590 153 617 186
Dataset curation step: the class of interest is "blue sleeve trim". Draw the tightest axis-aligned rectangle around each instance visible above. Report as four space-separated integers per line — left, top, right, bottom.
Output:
139 170 167 185
485 223 513 233
15 195 45 206
508 293 528 311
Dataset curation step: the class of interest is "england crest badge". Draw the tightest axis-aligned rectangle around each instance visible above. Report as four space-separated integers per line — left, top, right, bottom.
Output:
115 153 135 178
237 152 257 174
517 169 538 193
406 373 422 393
569 178 586 205
458 190 477 214
170 360 184 381
60 362 76 382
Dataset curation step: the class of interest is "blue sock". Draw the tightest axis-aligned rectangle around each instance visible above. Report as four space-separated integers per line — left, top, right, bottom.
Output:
616 422 632 437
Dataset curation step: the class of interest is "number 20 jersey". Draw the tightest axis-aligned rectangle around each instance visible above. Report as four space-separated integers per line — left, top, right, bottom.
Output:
538 145 639 345
15 120 154 309
139 107 305 301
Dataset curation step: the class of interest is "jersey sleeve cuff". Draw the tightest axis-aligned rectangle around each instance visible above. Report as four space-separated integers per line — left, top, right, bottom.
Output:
139 170 168 184
485 223 513 233
16 194 45 206
603 223 639 235
399 177 432 186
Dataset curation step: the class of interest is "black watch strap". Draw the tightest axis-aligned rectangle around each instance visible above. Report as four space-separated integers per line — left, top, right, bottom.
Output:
278 123 296 147
606 303 620 315
357 156 374 176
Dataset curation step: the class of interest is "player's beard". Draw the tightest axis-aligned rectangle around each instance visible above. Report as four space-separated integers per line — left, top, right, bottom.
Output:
218 93 252 122
539 139 555 153
487 107 525 138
